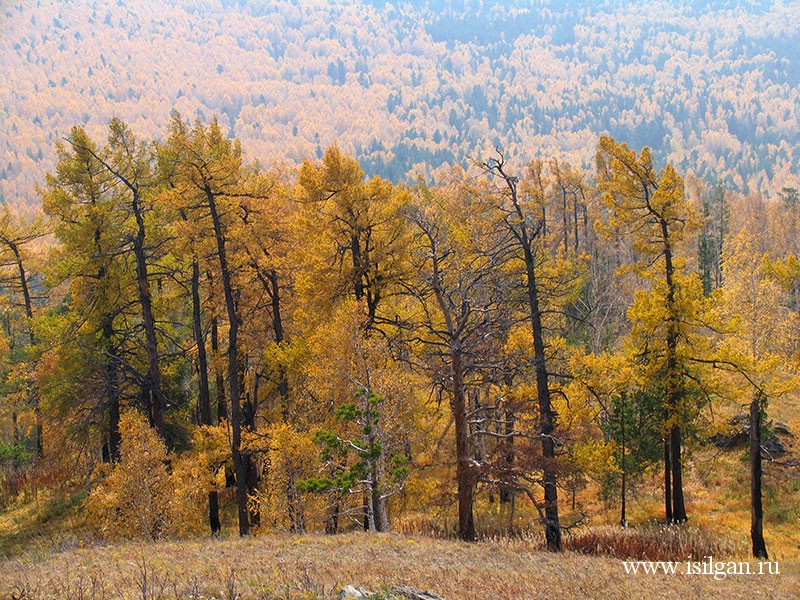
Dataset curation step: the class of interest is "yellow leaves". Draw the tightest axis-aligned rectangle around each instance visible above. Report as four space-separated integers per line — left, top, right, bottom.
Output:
504 322 533 355
85 412 222 540
570 350 635 399
570 438 619 478
764 252 800 296
250 423 319 530
85 411 170 540
596 135 698 254
299 144 364 205
192 423 231 470
266 423 317 482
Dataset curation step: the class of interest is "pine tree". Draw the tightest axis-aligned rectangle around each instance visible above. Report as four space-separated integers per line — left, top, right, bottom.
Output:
596 136 707 524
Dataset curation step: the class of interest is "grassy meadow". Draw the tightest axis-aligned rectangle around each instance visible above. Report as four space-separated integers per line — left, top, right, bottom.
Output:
1 470 799 600
1 531 798 600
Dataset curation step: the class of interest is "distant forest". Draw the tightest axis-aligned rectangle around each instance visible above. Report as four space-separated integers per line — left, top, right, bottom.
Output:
1 0 799 214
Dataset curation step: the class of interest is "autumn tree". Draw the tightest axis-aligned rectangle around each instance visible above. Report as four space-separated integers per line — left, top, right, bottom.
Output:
297 145 408 331
300 301 415 532
86 411 213 540
162 114 275 536
715 229 798 558
68 119 169 438
0 208 47 458
400 175 511 541
157 129 224 534
41 126 135 462
481 151 591 550
595 136 713 524
296 146 411 531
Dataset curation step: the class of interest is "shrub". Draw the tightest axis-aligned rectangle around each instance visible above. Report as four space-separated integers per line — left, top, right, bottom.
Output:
84 411 172 540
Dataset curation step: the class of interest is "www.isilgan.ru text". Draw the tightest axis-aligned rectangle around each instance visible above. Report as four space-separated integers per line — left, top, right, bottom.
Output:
622 556 780 580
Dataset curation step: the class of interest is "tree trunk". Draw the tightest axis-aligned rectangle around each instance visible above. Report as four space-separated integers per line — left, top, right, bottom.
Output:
496 162 562 551
192 261 212 427
131 190 166 437
620 393 627 528
661 223 687 524
524 247 561 551
191 259 220 535
101 316 121 462
241 360 261 529
208 490 221 535
211 317 228 422
670 425 687 522
499 408 515 505
370 460 385 532
664 435 672 523
452 348 476 541
8 240 43 459
267 269 292 420
206 184 249 536
325 488 341 534
750 393 768 559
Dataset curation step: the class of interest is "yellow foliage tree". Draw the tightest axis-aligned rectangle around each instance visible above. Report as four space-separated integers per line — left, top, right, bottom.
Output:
256 423 319 532
85 411 215 540
85 411 171 540
596 136 708 524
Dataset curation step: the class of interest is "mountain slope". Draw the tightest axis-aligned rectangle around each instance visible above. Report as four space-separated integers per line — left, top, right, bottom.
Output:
1 0 798 213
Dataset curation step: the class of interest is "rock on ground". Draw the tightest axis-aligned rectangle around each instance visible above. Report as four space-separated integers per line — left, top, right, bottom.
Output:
338 584 445 600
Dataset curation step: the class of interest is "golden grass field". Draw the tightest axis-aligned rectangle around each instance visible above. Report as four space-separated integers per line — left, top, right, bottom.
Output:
0 531 798 600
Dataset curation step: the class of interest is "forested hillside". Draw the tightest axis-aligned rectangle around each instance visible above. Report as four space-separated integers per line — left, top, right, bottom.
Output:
2 0 799 215
1 0 800 573
1 112 798 558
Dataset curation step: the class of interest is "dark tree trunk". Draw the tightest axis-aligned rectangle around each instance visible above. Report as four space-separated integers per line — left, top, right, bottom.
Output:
660 221 687 523
525 248 561 551
452 348 476 541
101 316 121 462
240 357 261 529
256 267 290 419
670 425 687 522
620 393 627 528
108 393 121 463
130 189 166 437
494 160 561 550
664 435 672 523
211 318 228 422
191 259 220 535
750 393 768 559
191 260 212 427
208 490 221 535
206 184 249 536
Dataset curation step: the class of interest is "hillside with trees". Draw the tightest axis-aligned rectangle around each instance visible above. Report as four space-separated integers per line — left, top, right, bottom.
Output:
1 0 799 216
1 2 799 595
1 112 799 562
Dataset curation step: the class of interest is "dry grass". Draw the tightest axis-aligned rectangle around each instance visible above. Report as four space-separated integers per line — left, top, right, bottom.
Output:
1 531 797 599
0 488 88 559
563 523 743 561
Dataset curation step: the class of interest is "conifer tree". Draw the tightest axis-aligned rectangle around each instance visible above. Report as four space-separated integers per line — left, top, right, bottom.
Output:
596 136 706 524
